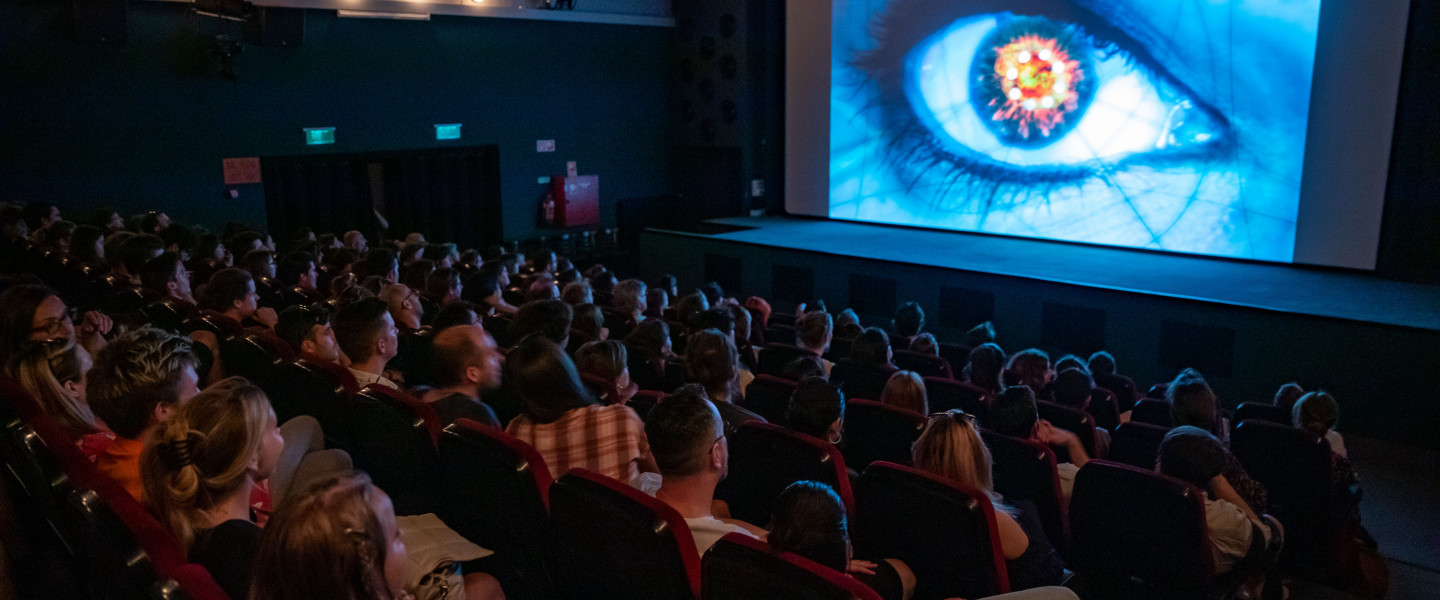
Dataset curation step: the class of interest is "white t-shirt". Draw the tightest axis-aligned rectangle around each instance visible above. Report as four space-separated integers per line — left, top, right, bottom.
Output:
349 368 399 390
1205 497 1255 574
1056 462 1079 501
684 515 758 556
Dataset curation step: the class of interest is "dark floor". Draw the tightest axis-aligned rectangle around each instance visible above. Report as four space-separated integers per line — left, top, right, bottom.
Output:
702 216 1440 332
1288 434 1440 599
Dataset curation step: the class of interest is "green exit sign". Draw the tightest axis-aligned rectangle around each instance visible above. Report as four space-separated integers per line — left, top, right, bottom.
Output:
303 127 335 145
435 123 462 140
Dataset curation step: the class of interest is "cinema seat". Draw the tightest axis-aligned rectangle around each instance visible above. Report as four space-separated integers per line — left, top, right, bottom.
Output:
715 422 854 526
347 384 443 515
703 532 884 600
1036 400 1099 459
842 399 924 469
629 389 665 421
980 430 1068 553
160 563 232 600
893 349 954 380
1131 399 1174 428
923 377 991 426
757 343 809 377
1107 422 1171 470
1068 460 1217 600
549 469 701 600
221 332 294 385
1234 403 1292 427
829 360 894 403
1230 420 1335 570
1086 387 1122 431
851 461 1011 600
265 358 359 441
438 419 558 600
742 374 798 423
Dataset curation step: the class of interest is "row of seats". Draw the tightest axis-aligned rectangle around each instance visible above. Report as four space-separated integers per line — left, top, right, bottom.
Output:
0 375 227 600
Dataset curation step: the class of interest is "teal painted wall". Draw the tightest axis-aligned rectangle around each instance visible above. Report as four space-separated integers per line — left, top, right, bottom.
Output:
0 1 676 241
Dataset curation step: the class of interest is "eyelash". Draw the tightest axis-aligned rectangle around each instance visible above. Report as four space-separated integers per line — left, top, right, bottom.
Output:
848 0 1234 199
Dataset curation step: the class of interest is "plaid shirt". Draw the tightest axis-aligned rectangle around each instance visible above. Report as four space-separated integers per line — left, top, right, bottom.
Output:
507 404 650 483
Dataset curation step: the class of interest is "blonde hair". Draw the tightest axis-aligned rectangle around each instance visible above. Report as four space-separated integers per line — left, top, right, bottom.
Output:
140 377 272 550
8 338 99 438
251 472 398 600
912 410 1006 510
880 370 928 415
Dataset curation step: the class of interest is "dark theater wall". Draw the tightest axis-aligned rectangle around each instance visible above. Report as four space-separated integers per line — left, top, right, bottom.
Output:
0 1 675 242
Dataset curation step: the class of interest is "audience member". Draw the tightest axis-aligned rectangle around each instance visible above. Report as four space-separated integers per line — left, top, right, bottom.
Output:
781 355 827 382
912 409 1065 590
275 304 339 362
908 333 939 357
86 327 201 500
880 370 928 415
892 301 925 339
685 329 766 428
504 336 656 484
795 310 835 375
850 327 896 371
0 283 113 362
625 318 675 361
430 300 481 332
1167 373 1269 514
574 340 637 405
1086 350 1137 421
139 251 196 306
8 337 105 442
425 267 463 307
786 376 845 445
1273 382 1306 416
570 303 607 347
965 321 996 347
1158 427 1280 576
834 308 863 340
196 267 279 331
561 280 593 305
1294 390 1347 458
988 386 1089 500
644 286 669 319
139 378 285 600
610 279 648 338
378 283 425 332
1004 349 1051 395
421 326 503 428
510 299 572 347
769 481 916 600
645 385 767 554
333 298 400 389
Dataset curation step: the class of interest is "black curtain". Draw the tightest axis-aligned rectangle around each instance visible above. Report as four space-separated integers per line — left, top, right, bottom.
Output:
261 146 502 249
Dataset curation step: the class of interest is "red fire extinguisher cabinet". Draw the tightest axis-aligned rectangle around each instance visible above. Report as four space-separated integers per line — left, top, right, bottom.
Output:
550 175 599 228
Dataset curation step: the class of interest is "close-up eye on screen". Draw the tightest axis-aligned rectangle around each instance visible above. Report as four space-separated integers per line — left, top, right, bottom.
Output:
829 0 1323 262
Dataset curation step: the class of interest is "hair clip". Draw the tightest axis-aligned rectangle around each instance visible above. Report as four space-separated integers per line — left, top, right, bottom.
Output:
163 436 194 469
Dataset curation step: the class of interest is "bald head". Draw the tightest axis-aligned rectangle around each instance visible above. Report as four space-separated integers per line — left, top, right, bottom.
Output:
379 283 423 329
433 325 502 392
343 230 367 252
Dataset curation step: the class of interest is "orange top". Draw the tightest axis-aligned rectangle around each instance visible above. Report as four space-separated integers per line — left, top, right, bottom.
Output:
95 435 146 501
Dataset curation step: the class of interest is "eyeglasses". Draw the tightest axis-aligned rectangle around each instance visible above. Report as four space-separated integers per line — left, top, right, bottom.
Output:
30 307 77 334
710 422 738 451
927 409 978 427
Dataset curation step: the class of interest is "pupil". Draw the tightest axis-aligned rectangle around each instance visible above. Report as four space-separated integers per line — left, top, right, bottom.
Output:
971 16 1096 148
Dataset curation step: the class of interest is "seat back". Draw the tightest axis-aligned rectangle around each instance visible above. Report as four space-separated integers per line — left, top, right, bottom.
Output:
265 359 358 438
1068 460 1213 599
937 342 972 374
348 385 442 515
742 374 797 423
923 377 991 425
1130 399 1174 427
852 461 1010 600
1229 420 1333 566
715 422 854 526
829 360 892 402
1233 403 1292 426
764 324 798 347
703 533 884 600
162 563 233 600
438 420 558 600
627 346 668 392
757 343 808 377
893 349 953 380
221 333 293 385
1092 372 1138 413
980 430 1068 553
842 399 924 469
1107 422 1171 470
580 372 624 406
628 389 665 421
141 299 200 335
1036 401 1098 458
549 469 700 600
1086 387 1122 431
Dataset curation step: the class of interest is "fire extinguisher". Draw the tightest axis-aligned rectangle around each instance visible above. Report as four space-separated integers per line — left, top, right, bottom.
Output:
541 192 556 227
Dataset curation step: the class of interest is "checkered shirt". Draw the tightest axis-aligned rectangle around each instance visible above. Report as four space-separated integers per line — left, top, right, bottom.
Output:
507 403 650 483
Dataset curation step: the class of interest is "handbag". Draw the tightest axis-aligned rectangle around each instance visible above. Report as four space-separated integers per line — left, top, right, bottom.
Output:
397 513 494 600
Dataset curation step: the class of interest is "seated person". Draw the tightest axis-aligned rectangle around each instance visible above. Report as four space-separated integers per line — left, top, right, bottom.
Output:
1293 390 1363 530
139 251 197 308
1004 349 1051 397
420 325 503 428
1158 426 1281 576
964 343 1006 395
504 336 657 485
8 337 111 452
561 280 593 306
685 329 766 428
781 355 826 382
87 327 201 500
1168 374 1268 515
276 251 325 305
907 333 939 357
913 409 1065 590
850 328 897 373
880 370 928 415
1052 367 1119 431
275 303 340 363
424 267 464 312
988 386 1089 500
643 286 669 320
509 299 572 348
195 268 279 383
794 310 835 376
429 300 482 332
786 376 845 446
332 298 401 389
250 472 504 600
570 303 607 348
140 378 286 600
574 340 638 405
834 308 863 341
890 302 925 345
770 481 916 600
1294 390 1346 458
1086 350 1137 422
0 283 112 363
1273 382 1306 417
1052 355 1086 375
609 279 647 339
378 283 425 334
645 385 767 554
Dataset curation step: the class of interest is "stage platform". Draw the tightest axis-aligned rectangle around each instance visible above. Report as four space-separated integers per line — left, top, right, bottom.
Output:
691 216 1440 332
637 215 1440 448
